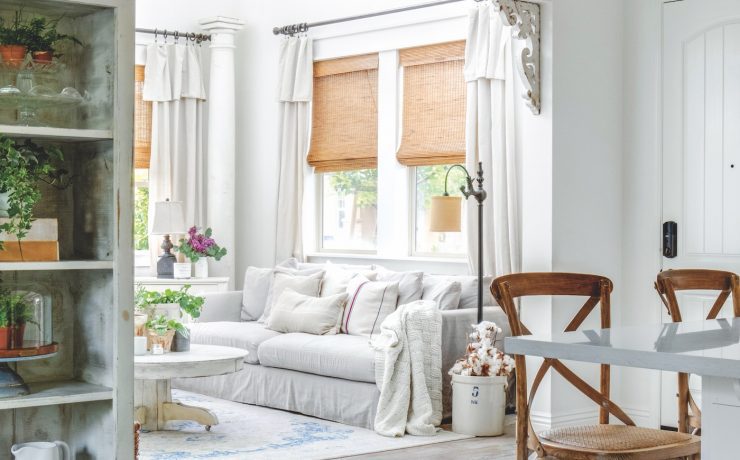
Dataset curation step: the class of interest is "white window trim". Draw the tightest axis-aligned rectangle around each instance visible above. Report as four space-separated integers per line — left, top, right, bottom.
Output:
304 4 469 273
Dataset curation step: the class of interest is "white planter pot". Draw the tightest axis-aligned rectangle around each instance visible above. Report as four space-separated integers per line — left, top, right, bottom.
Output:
194 258 209 278
0 191 9 218
452 374 507 436
153 303 181 321
173 262 191 279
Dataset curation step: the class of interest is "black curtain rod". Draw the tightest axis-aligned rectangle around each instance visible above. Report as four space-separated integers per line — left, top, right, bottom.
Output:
273 0 485 36
135 28 212 42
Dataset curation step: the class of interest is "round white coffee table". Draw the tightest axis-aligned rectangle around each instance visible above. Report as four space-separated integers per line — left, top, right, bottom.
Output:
134 344 247 431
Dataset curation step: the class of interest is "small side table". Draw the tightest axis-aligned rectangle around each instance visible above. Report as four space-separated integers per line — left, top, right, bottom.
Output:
134 276 230 295
134 344 247 431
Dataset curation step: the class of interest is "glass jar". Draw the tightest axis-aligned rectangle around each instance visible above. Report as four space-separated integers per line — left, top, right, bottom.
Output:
0 288 52 351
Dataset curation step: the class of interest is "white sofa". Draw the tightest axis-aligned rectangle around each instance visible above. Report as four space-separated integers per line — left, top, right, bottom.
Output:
172 278 511 430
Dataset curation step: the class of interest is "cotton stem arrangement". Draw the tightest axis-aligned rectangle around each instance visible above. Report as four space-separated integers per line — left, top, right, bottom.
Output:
449 321 514 377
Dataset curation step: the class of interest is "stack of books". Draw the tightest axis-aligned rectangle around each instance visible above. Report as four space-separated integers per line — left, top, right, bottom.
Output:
0 218 60 262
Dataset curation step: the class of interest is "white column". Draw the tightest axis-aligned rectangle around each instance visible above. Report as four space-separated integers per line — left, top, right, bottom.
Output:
199 16 244 289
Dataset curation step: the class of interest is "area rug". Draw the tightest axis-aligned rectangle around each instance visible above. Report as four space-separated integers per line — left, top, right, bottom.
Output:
140 390 473 460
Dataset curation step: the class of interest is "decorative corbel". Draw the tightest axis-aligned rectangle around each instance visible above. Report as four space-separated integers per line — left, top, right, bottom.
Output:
494 0 541 115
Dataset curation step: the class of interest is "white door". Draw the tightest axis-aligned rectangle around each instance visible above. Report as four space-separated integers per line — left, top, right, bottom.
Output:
662 0 740 428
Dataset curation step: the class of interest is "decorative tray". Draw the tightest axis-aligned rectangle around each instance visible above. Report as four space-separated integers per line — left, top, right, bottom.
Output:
0 342 58 361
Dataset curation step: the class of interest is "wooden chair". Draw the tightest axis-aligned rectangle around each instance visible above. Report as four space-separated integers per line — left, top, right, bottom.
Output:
492 272 701 459
655 269 740 435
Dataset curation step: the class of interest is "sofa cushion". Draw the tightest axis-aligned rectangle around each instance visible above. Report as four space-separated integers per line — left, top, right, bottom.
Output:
266 289 348 335
425 274 495 308
376 269 424 306
422 278 462 310
259 269 324 324
343 275 399 337
188 321 281 364
258 333 376 383
241 266 273 321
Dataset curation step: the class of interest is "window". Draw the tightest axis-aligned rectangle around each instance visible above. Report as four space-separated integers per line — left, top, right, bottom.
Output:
397 41 467 256
309 41 467 258
321 169 377 251
309 54 379 252
134 65 151 266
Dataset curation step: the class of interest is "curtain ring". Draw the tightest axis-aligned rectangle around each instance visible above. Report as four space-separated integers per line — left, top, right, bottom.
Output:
174 30 179 43
154 28 158 43
163 29 168 42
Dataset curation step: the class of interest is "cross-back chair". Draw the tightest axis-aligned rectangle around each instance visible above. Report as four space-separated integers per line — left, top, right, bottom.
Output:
655 268 740 435
492 272 701 460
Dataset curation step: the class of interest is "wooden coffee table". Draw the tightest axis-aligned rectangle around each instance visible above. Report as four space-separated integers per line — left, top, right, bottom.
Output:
134 344 247 431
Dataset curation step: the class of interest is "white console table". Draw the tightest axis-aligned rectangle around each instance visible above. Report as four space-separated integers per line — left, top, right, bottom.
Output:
134 277 230 295
506 318 740 458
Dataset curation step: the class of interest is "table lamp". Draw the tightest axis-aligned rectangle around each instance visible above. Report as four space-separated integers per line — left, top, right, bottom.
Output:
430 162 487 323
151 199 187 279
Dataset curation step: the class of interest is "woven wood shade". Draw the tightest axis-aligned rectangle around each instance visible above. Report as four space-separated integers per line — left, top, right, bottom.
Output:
307 54 379 173
397 41 466 167
134 65 152 169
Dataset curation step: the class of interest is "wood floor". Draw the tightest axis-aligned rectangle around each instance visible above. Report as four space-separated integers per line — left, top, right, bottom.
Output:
340 423 517 460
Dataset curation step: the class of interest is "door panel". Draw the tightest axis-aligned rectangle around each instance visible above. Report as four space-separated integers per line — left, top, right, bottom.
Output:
662 0 740 427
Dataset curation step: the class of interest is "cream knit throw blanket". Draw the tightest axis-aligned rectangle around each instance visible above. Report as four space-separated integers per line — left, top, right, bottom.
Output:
371 300 443 437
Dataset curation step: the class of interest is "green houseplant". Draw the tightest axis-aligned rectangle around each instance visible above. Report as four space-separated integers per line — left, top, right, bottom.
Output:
0 12 31 64
135 285 204 352
0 289 35 350
144 314 188 353
0 12 82 64
0 136 71 252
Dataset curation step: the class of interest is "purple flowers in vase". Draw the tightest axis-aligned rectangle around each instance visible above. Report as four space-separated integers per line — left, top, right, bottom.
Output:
175 226 227 263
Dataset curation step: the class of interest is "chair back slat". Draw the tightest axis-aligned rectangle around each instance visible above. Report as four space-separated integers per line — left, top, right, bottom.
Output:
492 272 628 457
654 269 740 434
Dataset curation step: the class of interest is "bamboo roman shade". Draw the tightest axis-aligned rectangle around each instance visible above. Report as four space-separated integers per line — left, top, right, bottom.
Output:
307 53 379 172
397 41 466 167
134 65 152 169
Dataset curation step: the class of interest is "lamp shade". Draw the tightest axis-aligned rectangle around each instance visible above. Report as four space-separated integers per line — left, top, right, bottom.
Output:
151 200 187 235
429 195 462 232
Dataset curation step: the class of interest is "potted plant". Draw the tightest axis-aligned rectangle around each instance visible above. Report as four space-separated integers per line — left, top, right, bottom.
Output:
0 12 31 65
449 321 515 436
175 226 227 278
24 16 82 63
0 136 71 252
145 314 188 353
135 285 204 352
0 289 35 349
0 13 82 64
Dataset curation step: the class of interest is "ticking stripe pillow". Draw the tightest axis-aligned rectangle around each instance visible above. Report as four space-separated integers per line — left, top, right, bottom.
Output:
342 275 399 337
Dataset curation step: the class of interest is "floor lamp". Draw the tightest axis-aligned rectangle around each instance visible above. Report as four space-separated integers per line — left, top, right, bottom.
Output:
429 162 487 323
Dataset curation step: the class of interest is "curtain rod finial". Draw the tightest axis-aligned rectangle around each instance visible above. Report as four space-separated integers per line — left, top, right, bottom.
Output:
273 27 281 35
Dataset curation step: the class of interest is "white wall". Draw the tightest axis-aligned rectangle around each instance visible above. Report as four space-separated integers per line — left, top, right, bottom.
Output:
619 0 663 427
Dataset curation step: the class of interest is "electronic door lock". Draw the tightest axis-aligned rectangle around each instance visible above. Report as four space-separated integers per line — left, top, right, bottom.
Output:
663 221 677 258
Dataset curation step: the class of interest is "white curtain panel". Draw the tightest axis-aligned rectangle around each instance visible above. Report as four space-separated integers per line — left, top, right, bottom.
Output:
143 43 207 272
464 2 521 277
274 36 313 263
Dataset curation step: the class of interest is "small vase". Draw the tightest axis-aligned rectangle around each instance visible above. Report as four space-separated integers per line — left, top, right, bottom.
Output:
32 50 53 63
146 329 175 352
194 259 209 278
173 262 191 279
172 330 190 352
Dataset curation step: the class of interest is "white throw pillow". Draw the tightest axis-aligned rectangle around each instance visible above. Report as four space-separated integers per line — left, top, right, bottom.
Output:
376 269 423 306
241 266 274 320
321 265 378 297
425 275 495 309
266 289 348 335
343 275 399 337
421 278 462 310
258 270 324 324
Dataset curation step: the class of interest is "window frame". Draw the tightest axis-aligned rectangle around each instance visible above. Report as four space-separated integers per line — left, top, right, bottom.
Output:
306 6 469 263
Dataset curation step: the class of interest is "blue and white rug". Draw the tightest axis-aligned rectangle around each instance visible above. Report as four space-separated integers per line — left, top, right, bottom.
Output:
140 390 473 460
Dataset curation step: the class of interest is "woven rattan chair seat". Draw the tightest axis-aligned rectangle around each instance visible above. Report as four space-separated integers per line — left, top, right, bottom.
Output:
539 425 698 452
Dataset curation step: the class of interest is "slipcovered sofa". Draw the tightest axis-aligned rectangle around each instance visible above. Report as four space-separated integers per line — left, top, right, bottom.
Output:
173 271 511 430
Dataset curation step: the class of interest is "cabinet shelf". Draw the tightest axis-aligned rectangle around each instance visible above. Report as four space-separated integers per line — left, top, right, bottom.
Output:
0 380 112 410
0 125 113 142
0 260 114 271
